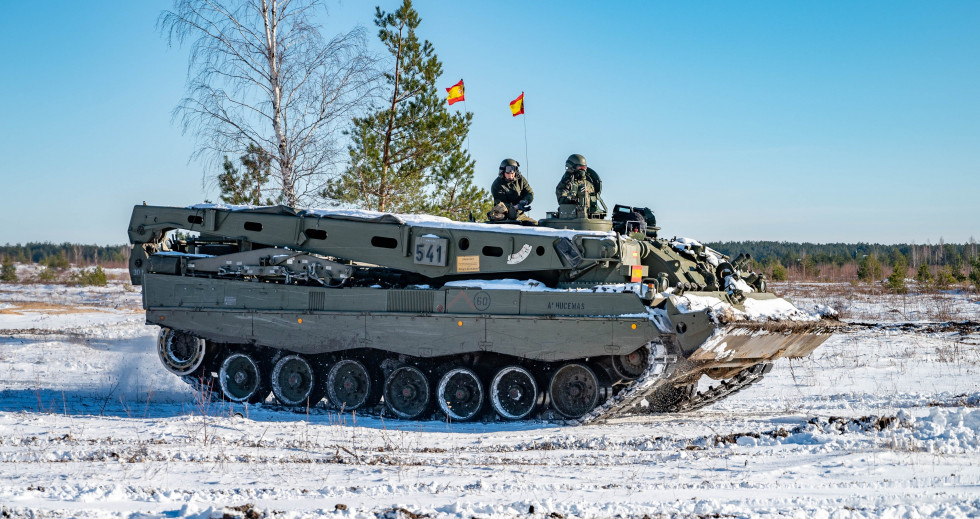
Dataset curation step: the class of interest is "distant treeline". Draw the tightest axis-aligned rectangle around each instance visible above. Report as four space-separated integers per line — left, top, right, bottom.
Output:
707 240 980 284
707 240 978 270
0 243 129 267
1 240 977 282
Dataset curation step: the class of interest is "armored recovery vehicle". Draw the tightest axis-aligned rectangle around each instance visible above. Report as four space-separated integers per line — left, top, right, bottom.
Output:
128 196 836 423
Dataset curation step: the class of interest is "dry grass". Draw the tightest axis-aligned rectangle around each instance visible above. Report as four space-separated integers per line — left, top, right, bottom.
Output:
772 280 977 322
0 301 143 316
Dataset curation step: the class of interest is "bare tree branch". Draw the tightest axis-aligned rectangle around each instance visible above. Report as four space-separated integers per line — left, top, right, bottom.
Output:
159 0 380 206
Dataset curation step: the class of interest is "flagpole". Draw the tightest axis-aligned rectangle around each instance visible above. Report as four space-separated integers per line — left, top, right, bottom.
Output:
463 99 472 156
522 111 529 180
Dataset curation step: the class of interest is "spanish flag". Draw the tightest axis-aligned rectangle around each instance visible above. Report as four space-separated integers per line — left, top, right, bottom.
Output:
446 79 465 105
509 92 525 117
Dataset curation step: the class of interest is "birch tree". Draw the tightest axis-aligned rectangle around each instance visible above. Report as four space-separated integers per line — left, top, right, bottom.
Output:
160 0 378 206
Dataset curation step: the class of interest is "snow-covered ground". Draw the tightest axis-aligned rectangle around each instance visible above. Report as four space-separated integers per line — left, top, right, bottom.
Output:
1 281 979 518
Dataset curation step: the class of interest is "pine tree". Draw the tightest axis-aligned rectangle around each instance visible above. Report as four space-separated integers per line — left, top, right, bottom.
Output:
802 255 819 279
323 0 490 219
1 255 17 283
218 143 277 206
969 257 980 293
934 266 956 290
887 252 908 293
915 264 932 286
768 260 787 281
857 254 882 282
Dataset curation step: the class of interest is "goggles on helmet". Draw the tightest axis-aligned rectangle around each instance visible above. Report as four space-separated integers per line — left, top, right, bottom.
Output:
566 164 587 172
500 165 519 174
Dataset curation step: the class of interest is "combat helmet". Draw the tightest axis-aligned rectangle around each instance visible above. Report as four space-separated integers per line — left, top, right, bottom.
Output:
565 154 587 171
499 158 520 176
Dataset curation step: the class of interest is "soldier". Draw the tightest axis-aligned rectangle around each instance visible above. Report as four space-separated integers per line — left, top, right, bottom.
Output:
555 154 603 215
489 158 534 221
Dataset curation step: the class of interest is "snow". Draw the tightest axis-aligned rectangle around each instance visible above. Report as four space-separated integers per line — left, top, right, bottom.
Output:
190 203 615 239
443 278 556 292
724 275 755 294
671 291 822 323
670 237 726 267
2 280 980 518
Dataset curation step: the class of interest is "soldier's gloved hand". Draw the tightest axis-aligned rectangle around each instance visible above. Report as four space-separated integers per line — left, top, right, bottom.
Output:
516 200 530 212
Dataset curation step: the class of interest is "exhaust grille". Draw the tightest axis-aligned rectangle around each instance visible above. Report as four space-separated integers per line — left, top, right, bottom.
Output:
387 290 434 313
309 291 325 311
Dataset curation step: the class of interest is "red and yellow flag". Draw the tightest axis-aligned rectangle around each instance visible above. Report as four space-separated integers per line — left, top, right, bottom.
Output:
446 79 465 105
509 92 525 116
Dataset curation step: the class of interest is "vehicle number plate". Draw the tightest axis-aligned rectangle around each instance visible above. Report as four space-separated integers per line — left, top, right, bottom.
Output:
413 237 448 266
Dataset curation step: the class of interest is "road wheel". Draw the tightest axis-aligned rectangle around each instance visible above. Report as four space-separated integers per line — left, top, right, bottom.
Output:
158 329 207 376
489 365 538 420
218 352 269 404
437 368 484 421
383 365 431 420
325 359 376 411
271 355 322 407
611 346 649 380
548 363 600 419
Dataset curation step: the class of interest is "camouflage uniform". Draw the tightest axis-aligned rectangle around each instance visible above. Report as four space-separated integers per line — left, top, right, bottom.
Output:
555 167 602 212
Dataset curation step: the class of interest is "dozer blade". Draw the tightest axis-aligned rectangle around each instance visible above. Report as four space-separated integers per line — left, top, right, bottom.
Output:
580 318 841 424
687 319 840 366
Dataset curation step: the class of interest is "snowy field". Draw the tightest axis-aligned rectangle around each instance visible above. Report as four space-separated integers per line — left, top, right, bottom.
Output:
1 280 979 518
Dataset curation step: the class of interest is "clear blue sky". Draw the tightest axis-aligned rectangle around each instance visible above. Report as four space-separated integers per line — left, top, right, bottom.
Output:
1 1 977 246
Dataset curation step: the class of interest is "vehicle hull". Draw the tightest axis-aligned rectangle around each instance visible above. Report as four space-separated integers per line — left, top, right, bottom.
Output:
144 274 661 362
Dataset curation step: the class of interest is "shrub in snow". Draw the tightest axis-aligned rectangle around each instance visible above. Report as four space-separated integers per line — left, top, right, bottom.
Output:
71 266 108 287
0 256 16 282
42 254 70 270
37 266 60 283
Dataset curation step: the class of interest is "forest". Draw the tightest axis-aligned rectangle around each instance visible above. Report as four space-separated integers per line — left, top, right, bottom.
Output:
0 243 129 267
709 239 980 282
1 240 978 288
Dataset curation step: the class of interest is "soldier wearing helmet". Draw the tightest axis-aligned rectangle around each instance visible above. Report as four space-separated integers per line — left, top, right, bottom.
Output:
556 154 603 215
489 158 534 221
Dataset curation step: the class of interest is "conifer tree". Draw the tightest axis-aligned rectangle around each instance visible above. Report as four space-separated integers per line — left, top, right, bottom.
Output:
1 255 17 283
969 257 980 293
768 260 787 281
887 253 908 293
857 254 882 282
218 143 277 206
934 266 956 290
915 264 932 286
323 0 490 219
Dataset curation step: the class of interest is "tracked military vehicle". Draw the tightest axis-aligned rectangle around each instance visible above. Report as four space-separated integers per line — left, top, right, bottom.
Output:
128 191 836 422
